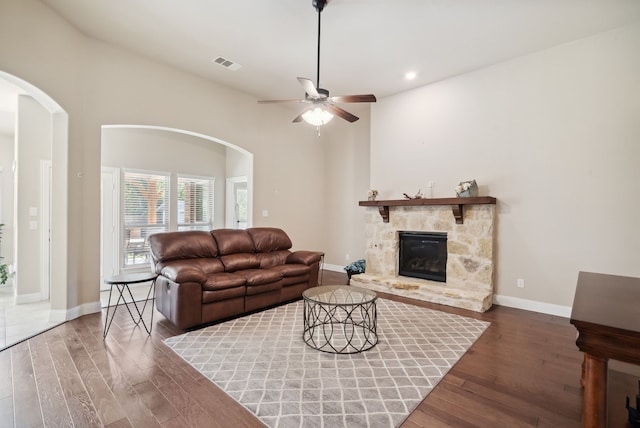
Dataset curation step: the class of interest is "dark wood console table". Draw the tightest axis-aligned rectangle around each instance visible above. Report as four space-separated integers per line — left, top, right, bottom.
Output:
570 271 640 427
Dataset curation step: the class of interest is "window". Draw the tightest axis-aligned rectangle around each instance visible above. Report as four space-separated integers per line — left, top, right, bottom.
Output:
122 170 169 267
177 175 214 231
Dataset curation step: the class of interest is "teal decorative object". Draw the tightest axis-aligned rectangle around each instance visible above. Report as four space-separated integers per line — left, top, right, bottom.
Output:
455 180 478 197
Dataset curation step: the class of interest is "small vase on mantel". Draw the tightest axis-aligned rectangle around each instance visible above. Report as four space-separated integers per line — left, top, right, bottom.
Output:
367 190 378 201
455 180 478 197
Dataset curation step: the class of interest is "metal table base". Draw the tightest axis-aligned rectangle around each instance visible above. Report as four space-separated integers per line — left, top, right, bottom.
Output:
103 272 157 339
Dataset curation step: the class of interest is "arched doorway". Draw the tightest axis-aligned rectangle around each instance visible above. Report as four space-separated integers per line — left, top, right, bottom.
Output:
0 71 69 348
99 125 253 298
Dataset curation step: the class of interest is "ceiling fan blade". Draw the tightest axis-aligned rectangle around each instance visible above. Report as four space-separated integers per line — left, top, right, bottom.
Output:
329 94 377 103
325 104 359 122
258 99 309 104
297 77 320 98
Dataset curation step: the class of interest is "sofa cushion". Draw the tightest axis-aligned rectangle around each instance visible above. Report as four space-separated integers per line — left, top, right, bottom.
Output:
149 231 218 262
220 253 260 272
202 272 247 304
202 272 247 291
188 258 226 274
246 281 282 296
202 287 246 304
256 250 291 268
211 229 255 255
270 263 311 278
235 268 282 286
282 274 310 287
247 227 292 252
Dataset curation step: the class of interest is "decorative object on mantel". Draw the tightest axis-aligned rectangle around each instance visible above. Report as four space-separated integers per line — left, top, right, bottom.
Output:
367 189 378 201
455 179 478 197
403 189 423 199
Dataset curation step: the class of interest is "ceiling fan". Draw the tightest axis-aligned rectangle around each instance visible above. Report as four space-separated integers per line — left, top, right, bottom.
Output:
258 0 376 126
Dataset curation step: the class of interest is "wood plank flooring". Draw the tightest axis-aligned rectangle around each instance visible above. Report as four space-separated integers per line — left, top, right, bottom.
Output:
0 270 636 427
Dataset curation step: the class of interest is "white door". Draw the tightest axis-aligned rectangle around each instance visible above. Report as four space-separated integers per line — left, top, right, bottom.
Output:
226 176 248 229
100 168 118 290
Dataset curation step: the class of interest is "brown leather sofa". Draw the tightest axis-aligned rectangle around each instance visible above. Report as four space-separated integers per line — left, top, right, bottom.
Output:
149 227 323 329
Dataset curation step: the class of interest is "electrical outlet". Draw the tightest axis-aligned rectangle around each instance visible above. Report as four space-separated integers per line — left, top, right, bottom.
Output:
345 253 350 261
517 278 525 288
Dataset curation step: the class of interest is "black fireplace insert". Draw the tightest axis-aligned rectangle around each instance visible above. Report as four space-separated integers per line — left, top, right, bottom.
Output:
398 231 447 282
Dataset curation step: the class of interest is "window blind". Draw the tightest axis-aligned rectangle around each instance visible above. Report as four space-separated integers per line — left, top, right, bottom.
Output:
122 170 169 267
177 175 214 231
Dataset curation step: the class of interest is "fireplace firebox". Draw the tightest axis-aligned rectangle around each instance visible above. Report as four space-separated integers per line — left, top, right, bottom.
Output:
398 231 447 282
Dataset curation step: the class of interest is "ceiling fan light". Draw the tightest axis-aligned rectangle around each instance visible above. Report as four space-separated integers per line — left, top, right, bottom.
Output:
302 107 334 126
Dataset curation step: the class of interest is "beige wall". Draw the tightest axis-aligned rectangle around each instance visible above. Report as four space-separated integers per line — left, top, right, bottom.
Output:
0 0 329 314
16 95 51 298
102 127 233 230
322 110 371 267
5 0 631 315
370 23 640 308
0 133 14 270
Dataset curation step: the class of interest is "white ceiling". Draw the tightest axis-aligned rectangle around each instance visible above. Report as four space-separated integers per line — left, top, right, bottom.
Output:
2 0 640 135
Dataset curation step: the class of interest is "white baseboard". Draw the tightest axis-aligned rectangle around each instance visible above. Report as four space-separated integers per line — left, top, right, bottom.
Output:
493 294 572 318
15 292 41 304
49 301 102 323
322 263 345 273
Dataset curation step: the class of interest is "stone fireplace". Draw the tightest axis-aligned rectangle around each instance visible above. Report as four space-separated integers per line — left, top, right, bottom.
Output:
352 199 496 312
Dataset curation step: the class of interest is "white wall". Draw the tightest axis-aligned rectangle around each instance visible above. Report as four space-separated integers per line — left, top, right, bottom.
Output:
371 23 640 308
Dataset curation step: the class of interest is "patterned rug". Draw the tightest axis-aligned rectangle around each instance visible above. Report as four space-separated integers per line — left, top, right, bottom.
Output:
164 298 489 427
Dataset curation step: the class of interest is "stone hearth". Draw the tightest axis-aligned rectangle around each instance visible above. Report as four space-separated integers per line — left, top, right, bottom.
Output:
351 203 496 312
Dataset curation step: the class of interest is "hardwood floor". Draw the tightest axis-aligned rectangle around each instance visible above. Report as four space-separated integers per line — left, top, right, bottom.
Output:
0 270 635 427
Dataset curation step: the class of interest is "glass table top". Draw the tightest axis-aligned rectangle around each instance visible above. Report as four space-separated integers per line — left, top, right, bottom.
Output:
303 285 377 305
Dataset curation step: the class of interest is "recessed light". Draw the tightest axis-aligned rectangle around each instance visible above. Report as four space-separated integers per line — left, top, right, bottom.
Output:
405 71 417 80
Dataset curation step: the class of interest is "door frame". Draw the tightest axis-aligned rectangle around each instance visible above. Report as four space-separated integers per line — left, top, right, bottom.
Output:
40 160 51 300
225 176 248 229
100 167 120 290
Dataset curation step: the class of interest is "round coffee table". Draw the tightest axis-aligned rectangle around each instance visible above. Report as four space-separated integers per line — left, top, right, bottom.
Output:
302 285 378 354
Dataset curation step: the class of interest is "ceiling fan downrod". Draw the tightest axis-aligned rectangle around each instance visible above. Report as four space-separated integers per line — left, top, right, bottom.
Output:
312 0 327 90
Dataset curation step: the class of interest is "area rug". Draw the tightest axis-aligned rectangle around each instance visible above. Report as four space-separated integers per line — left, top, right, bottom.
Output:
164 298 489 427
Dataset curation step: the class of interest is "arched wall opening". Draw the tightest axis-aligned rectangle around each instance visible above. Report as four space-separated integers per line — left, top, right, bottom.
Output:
0 71 69 321
100 124 253 281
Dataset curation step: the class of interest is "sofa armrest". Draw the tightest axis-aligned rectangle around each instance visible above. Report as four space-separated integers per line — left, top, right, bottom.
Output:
286 251 323 266
160 265 206 284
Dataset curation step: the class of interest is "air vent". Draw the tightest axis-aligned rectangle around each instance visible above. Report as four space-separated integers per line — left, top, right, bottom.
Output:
212 56 242 71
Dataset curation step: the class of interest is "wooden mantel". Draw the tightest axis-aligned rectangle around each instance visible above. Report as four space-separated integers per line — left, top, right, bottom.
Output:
359 196 497 224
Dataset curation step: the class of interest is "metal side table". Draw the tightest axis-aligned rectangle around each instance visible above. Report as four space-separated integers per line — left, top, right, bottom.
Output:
103 272 157 339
